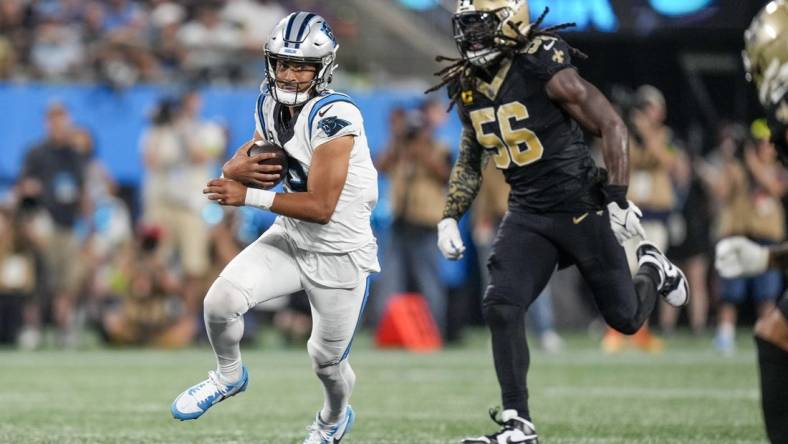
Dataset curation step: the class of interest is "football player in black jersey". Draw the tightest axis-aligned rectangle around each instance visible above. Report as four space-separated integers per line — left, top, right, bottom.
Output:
430 1 689 442
715 2 788 442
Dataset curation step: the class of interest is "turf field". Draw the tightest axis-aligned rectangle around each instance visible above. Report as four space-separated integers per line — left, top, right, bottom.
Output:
0 331 766 444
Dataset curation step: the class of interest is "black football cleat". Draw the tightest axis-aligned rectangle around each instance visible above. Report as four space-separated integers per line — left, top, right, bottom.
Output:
461 408 538 444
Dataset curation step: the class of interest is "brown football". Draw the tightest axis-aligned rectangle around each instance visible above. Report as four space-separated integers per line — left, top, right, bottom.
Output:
246 140 288 188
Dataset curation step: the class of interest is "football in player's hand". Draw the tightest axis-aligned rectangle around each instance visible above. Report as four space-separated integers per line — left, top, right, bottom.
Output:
247 140 288 188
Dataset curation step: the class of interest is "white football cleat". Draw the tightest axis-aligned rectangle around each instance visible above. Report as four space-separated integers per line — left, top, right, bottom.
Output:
637 241 689 307
171 366 248 421
303 405 355 444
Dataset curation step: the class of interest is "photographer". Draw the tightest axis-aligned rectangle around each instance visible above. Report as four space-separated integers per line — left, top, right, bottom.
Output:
373 101 452 337
94 225 194 348
603 85 678 351
628 85 678 249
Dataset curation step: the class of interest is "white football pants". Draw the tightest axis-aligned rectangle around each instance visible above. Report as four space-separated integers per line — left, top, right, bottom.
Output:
203 224 369 424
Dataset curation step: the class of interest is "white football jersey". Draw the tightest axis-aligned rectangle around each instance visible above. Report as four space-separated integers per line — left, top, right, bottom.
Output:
254 86 379 259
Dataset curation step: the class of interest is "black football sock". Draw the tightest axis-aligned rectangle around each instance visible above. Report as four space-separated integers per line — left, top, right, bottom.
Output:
630 264 660 326
755 336 788 444
483 302 530 420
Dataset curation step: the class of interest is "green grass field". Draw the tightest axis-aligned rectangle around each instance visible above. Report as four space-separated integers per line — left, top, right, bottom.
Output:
0 331 766 444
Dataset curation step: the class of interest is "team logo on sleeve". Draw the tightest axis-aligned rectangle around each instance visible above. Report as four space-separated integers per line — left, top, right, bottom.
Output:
318 116 351 137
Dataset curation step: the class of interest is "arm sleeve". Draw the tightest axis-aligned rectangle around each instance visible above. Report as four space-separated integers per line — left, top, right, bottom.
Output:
443 122 489 220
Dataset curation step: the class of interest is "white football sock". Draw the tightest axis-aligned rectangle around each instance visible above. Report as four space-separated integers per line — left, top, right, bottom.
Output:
203 276 249 384
318 360 355 424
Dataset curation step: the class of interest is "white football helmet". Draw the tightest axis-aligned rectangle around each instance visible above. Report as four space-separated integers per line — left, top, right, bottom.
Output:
264 11 339 106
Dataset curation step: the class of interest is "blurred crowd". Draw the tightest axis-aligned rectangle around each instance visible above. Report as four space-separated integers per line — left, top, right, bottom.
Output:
0 79 784 354
0 0 356 87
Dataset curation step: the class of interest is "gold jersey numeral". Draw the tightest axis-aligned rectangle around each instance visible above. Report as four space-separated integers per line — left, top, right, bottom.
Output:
469 101 545 169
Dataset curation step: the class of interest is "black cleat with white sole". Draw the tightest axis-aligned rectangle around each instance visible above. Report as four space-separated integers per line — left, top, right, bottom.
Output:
636 241 689 307
461 408 538 444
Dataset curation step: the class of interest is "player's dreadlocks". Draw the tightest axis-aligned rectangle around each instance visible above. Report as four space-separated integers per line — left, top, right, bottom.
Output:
426 7 587 111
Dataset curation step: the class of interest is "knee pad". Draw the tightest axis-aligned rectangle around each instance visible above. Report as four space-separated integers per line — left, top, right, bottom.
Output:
482 299 523 328
611 319 640 336
307 337 344 376
603 307 641 335
203 276 250 323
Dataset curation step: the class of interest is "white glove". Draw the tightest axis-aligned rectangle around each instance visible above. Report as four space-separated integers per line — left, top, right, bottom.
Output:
437 218 465 260
715 236 770 278
607 200 646 245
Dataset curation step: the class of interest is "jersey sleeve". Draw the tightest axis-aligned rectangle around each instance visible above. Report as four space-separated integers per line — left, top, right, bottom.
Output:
254 92 267 139
522 36 575 81
309 100 363 150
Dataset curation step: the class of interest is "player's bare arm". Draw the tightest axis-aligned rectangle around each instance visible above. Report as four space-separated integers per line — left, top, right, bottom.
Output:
221 138 283 189
443 127 490 220
205 135 353 225
545 68 629 187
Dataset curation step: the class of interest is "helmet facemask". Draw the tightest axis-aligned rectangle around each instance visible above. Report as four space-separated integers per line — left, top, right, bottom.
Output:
265 52 331 106
453 8 512 66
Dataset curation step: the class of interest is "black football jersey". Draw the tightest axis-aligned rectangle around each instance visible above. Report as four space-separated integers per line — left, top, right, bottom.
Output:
452 36 605 213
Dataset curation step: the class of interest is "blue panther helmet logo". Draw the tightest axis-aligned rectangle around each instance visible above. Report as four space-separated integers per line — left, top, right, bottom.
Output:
321 21 337 45
318 116 351 137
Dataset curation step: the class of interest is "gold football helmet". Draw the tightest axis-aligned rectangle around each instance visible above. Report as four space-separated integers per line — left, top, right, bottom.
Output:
453 0 529 66
743 0 788 105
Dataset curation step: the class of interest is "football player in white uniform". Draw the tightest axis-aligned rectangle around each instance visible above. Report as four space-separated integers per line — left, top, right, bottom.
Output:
170 12 379 444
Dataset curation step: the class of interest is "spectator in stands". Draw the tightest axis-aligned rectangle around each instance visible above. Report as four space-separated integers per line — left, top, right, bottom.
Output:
18 102 88 348
0 0 33 78
0 36 16 79
222 0 287 50
30 16 84 80
374 102 451 337
709 122 786 354
103 0 147 35
148 1 186 81
178 3 243 83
